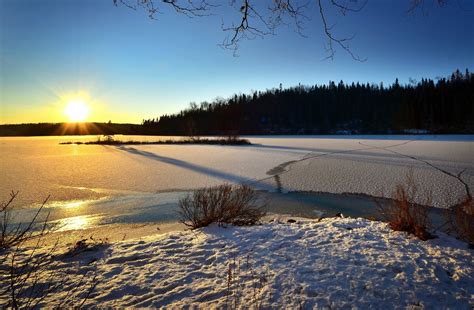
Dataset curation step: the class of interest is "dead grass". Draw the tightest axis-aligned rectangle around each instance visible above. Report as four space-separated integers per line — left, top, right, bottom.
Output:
179 184 266 229
376 173 434 241
226 254 268 309
62 236 109 258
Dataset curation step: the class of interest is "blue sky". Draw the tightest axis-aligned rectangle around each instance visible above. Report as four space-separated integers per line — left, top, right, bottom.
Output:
1 0 473 123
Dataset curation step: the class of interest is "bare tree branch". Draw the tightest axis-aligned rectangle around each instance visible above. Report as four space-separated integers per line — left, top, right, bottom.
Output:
317 0 366 61
113 0 214 18
220 0 275 55
113 0 457 60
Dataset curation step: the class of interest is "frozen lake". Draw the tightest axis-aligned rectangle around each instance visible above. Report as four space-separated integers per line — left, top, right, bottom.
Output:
1 135 473 231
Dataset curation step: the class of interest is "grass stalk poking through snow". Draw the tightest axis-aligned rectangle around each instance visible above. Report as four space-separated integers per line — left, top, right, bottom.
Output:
226 254 268 309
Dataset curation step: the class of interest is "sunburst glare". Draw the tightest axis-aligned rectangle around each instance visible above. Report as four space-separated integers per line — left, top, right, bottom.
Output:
64 99 90 122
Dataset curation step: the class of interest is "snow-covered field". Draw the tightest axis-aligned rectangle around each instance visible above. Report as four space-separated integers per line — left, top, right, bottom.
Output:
10 217 473 308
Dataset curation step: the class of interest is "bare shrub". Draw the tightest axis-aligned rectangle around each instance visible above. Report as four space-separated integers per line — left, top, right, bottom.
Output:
0 192 98 308
221 134 250 145
179 184 266 229
447 196 474 246
5 242 98 309
93 134 117 145
1 192 50 253
376 173 434 241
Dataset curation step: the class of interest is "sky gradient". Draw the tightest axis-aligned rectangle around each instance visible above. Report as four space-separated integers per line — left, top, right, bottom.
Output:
1 0 473 124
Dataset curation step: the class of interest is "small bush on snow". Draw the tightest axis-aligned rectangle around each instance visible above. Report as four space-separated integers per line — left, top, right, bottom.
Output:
447 196 474 247
376 173 433 241
179 184 266 229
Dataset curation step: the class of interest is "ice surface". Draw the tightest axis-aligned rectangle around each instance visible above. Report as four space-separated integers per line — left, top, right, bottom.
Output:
255 138 473 206
1 135 473 208
0 136 305 207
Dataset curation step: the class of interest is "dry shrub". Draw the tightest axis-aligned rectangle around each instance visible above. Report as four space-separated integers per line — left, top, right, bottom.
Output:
1 192 50 253
5 243 98 309
179 184 266 229
447 196 474 246
376 173 433 241
0 192 97 308
221 134 251 145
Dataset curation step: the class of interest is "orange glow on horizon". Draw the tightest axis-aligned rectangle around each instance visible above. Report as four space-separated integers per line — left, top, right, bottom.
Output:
0 89 146 124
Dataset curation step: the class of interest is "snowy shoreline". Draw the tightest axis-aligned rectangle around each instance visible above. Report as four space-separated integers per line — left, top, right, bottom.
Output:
8 216 473 308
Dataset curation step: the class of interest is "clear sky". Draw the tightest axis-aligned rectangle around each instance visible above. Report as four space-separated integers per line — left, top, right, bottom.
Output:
1 0 473 124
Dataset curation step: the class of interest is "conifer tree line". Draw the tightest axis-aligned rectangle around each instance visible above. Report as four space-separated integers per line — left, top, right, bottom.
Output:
1 69 472 136
142 69 474 135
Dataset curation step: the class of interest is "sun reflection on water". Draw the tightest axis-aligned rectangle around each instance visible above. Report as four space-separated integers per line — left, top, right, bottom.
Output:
56 215 99 231
40 197 107 231
64 200 87 209
48 199 92 209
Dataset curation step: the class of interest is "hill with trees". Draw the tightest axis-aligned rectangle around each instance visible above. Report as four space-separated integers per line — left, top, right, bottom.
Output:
142 69 474 135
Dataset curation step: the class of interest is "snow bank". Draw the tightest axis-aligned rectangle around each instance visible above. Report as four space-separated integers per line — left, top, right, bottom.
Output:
28 218 474 308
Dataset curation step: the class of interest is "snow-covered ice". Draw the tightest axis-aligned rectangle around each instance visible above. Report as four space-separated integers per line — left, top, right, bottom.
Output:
7 217 473 308
1 135 473 208
251 137 474 207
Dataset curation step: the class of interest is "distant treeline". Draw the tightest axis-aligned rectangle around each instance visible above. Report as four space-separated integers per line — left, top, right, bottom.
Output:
1 69 473 136
143 69 473 135
0 122 142 136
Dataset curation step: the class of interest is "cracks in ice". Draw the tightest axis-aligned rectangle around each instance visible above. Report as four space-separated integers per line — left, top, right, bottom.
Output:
357 141 472 200
253 140 417 193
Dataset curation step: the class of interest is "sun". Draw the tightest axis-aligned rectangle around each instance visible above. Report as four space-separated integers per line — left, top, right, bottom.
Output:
64 99 90 122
